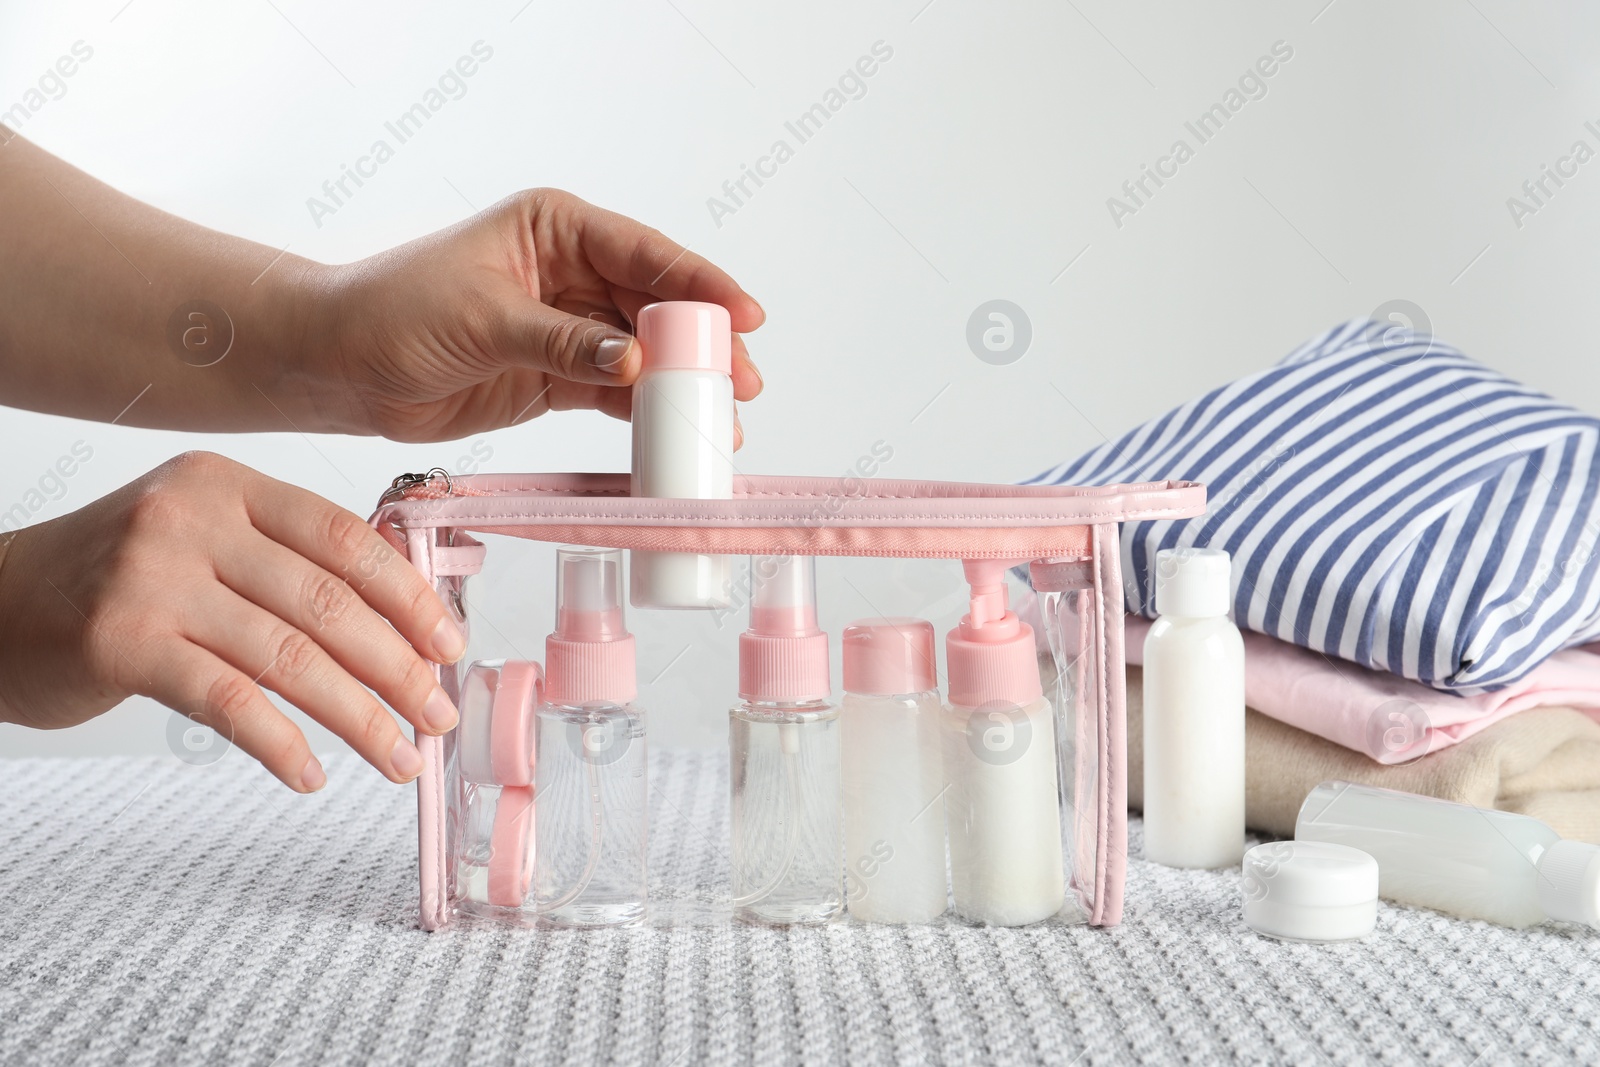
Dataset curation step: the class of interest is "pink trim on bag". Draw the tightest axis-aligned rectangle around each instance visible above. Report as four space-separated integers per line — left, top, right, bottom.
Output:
1091 523 1127 926
406 529 451 932
431 535 487 577
373 475 1202 559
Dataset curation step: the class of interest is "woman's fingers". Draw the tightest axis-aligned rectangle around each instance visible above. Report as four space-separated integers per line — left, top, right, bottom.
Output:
609 285 762 402
493 292 642 386
241 479 466 666
144 638 325 793
182 588 423 784
558 195 765 332
211 530 457 738
730 335 762 402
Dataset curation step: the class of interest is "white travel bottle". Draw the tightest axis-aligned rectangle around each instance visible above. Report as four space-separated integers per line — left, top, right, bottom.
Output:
840 617 947 924
1296 781 1600 930
1142 546 1246 869
629 301 735 609
944 559 1064 927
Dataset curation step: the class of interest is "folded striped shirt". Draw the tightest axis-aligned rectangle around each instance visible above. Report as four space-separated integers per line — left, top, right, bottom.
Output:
1028 318 1600 693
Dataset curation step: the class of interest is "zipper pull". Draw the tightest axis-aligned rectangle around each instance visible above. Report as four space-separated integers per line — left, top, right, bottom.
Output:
381 467 453 503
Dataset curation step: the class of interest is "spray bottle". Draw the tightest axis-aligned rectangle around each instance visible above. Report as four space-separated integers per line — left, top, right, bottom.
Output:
728 554 843 925
944 559 1065 926
534 546 647 926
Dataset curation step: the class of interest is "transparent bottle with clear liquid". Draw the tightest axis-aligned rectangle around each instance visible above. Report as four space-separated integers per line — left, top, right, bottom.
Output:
534 546 648 926
729 555 843 925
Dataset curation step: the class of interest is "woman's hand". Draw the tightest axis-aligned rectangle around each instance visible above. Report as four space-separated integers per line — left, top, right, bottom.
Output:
298 189 766 444
1 139 763 443
0 451 465 792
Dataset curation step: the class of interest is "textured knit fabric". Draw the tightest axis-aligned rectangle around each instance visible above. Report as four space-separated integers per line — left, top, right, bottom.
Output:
1026 318 1600 693
3 753 1599 1066
1126 666 1600 845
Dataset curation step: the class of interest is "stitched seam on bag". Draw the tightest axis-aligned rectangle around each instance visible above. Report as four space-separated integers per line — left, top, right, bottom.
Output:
1095 523 1115 926
390 483 1198 513
381 505 1197 525
403 483 1188 502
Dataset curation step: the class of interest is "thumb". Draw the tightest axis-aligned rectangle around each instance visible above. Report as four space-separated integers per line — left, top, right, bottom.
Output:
499 300 640 385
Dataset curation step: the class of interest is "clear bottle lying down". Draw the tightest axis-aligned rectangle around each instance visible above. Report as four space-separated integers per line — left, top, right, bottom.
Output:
729 555 843 925
534 547 647 926
1295 780 1600 931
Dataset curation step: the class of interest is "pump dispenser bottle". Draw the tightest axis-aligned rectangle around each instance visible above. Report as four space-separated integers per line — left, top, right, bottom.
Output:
729 555 843 925
944 559 1064 927
630 301 735 609
1297 781 1600 931
534 546 647 926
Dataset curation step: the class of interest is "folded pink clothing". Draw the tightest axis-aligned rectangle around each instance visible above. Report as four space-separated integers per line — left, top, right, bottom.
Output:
1123 615 1600 765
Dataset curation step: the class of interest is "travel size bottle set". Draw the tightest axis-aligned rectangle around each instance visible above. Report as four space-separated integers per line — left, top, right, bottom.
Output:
368 301 1206 932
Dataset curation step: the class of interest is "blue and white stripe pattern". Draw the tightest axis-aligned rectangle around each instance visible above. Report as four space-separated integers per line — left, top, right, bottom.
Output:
1028 319 1600 693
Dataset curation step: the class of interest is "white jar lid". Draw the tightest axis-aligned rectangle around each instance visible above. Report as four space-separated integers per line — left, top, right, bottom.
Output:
1242 841 1379 943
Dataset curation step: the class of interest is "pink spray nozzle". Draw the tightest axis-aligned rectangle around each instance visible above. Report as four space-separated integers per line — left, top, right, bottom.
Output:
554 546 627 642
946 558 1041 708
740 555 830 702
747 553 821 638
546 546 636 705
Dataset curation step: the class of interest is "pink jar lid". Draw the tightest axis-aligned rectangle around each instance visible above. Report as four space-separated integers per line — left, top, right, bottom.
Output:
636 301 732 374
842 617 937 696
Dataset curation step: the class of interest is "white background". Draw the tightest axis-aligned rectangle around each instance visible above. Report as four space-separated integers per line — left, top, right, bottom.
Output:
2 0 1597 770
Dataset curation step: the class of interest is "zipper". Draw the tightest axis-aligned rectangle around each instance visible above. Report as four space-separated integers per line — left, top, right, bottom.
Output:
381 467 454 504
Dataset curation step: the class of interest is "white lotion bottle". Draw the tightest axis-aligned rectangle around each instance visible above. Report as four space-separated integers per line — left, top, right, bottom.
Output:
1297 781 1600 930
629 301 735 609
944 559 1064 927
840 617 947 924
1142 546 1246 869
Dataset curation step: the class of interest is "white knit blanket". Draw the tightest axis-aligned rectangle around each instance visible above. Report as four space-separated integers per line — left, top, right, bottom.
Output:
2 753 1597 1065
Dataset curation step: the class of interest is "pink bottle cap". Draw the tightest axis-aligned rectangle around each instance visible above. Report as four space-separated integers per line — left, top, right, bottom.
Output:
739 555 830 702
487 785 535 909
842 617 937 695
545 547 637 705
945 559 1042 709
458 659 540 788
636 301 733 374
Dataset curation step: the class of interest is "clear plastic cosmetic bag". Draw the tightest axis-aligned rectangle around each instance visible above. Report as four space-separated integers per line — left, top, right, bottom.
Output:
367 471 1204 931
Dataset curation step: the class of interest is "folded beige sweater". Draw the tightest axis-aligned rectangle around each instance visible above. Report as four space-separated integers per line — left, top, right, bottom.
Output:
1126 665 1600 845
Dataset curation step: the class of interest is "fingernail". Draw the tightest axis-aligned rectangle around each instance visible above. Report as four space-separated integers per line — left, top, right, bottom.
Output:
430 616 466 663
592 332 635 376
747 356 763 390
300 756 327 793
423 686 458 733
392 736 424 780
